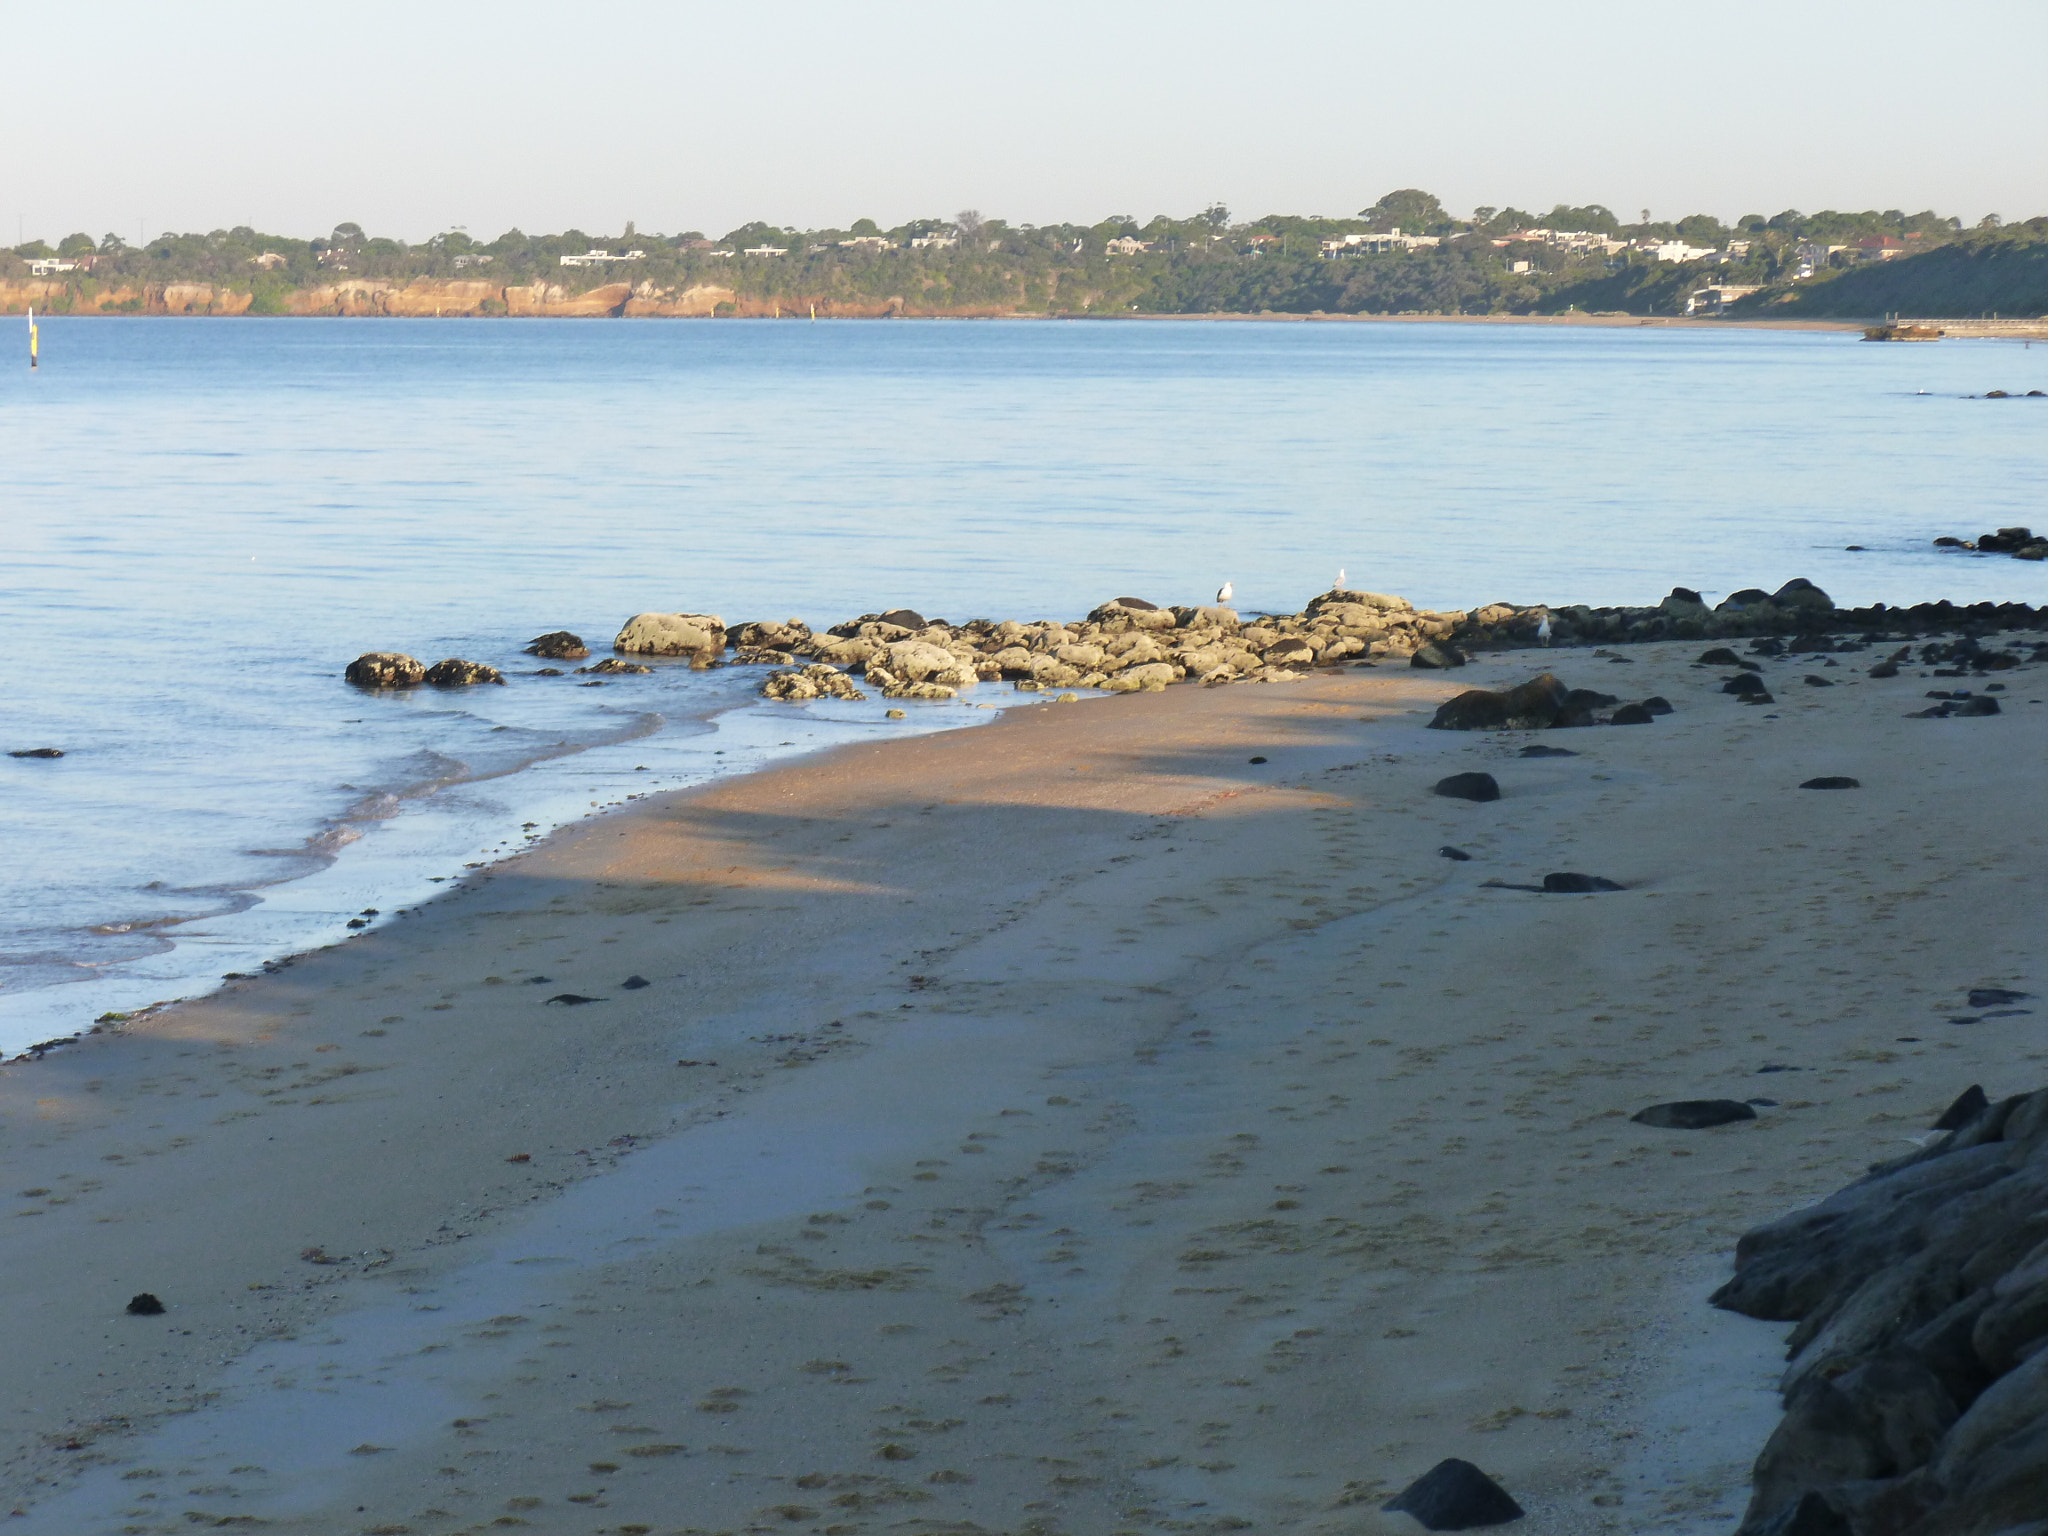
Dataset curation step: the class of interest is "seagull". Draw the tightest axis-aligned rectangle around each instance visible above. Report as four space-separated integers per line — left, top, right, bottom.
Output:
1335 568 1346 589
1216 581 1234 605
1536 612 1553 645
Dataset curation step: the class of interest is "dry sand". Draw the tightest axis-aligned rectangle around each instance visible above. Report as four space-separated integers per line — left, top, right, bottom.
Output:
3 643 2044 1536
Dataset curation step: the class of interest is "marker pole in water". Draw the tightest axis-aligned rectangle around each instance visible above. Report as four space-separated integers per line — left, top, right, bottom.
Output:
28 306 37 370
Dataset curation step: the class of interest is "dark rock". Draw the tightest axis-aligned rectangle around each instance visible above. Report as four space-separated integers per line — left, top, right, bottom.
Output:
877 609 927 630
1725 673 1771 696
1381 1457 1524 1530
1752 637 1789 657
1720 588 1775 611
126 1293 166 1316
1774 579 1835 612
1434 772 1501 803
1610 703 1655 725
1800 777 1861 790
524 631 589 660
1109 596 1160 611
1427 673 1571 731
1669 586 1705 605
1542 872 1624 893
621 975 650 990
1700 647 1748 666
1742 694 1777 706
1749 1491 1852 1536
1934 536 1969 548
1933 1085 1990 1131
1869 661 1901 678
344 652 425 689
424 658 506 687
1969 989 2031 1008
1632 1099 1758 1129
544 993 607 1006
1564 688 1619 711
1803 675 1835 687
8 747 64 758
1641 696 1673 715
577 658 654 675
1953 696 2003 716
533 667 563 677
1438 845 1473 862
1411 642 1468 669
1248 756 1267 764
1518 744 1577 757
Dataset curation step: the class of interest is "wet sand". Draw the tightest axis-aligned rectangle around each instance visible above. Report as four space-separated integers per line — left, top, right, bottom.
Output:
3 643 2044 1535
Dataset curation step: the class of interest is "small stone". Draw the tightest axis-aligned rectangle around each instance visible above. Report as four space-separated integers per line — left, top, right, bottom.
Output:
544 993 607 1006
424 658 505 687
1723 673 1770 697
126 1293 166 1316
1434 772 1501 803
1541 872 1623 893
1382 1457 1525 1529
886 708 907 719
8 747 63 758
525 631 590 660
621 975 650 990
1438 846 1473 862
1610 703 1655 725
1518 744 1577 758
344 652 425 689
1641 696 1673 715
1410 642 1468 669
1799 777 1860 790
1248 755 1268 764
1631 1099 1758 1129
1968 988 2030 1007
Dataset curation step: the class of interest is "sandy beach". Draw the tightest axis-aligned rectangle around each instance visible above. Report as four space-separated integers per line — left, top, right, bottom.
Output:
4 640 2044 1536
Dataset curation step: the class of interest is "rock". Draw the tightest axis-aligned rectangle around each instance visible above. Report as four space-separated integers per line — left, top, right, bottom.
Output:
1610 703 1655 725
1803 675 1835 687
762 665 867 703
882 641 977 688
1542 872 1624 893
1381 1457 1525 1530
1800 777 1861 790
1428 673 1572 731
577 659 653 675
877 608 927 630
1869 661 1900 678
524 630 589 660
732 619 812 651
1102 662 1176 693
1439 846 1473 861
1933 1085 1991 1131
885 708 907 719
1934 536 1969 548
1724 673 1771 697
1953 696 2003 716
1969 989 2031 1008
1410 642 1468 669
882 680 958 701
1719 588 1775 612
621 975 650 990
8 747 63 759
1748 1490 1853 1535
1774 578 1835 612
1632 1099 1758 1129
125 1292 167 1316
1700 647 1748 666
544 993 606 1006
1434 772 1501 803
1262 637 1318 667
1642 696 1673 715
344 652 425 689
614 612 727 659
1517 744 1577 757
424 658 505 687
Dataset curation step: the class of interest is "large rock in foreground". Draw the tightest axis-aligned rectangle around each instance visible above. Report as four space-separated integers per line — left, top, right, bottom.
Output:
344 652 425 689
614 612 727 659
1428 673 1573 731
1715 1079 2048 1534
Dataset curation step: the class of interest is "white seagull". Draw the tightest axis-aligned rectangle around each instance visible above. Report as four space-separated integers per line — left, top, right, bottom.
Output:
1536 612 1553 645
1216 581 1234 605
1335 568 1346 589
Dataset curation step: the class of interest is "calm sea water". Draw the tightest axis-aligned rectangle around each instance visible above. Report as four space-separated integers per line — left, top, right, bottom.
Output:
3 317 2044 1052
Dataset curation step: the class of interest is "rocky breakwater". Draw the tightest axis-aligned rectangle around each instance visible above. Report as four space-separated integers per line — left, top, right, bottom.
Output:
1716 1077 2048 1535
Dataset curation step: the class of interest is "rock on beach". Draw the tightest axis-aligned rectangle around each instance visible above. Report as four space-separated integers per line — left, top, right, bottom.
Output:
344 652 426 689
614 612 727 660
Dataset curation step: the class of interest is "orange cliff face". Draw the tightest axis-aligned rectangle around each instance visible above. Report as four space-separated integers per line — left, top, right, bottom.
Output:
0 278 1024 319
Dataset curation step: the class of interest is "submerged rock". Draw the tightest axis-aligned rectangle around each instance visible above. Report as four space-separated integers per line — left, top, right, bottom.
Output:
762 665 867 703
424 658 505 686
524 630 589 660
8 747 64 759
344 652 426 689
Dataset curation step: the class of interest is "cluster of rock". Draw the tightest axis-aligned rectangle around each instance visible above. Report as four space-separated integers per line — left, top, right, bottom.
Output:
1716 1073 2048 1536
1427 672 1672 731
1936 527 2048 562
343 653 505 688
347 579 2048 704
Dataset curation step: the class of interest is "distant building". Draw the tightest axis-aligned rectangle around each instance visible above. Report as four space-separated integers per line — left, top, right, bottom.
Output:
450 253 493 270
1685 284 1762 315
28 257 80 275
1639 240 1718 263
1327 229 1441 255
1508 259 1533 274
1104 236 1154 255
560 248 647 267
250 251 288 269
1854 235 1909 261
838 236 895 252
741 245 787 257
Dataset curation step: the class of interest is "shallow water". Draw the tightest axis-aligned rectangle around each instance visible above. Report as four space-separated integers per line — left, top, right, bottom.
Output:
3 316 2044 1052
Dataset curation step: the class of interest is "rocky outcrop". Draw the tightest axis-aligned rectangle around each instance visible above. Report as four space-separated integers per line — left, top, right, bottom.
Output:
423 658 505 686
614 612 727 660
1937 527 2048 562
1715 1078 2048 1535
344 652 425 688
525 630 589 660
762 665 866 702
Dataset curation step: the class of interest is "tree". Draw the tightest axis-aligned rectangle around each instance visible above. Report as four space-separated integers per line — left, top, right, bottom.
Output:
1360 189 1447 233
1675 213 1728 246
331 222 365 246
99 232 126 252
1200 202 1231 231
849 217 881 237
1472 206 1498 227
955 209 984 243
57 232 96 257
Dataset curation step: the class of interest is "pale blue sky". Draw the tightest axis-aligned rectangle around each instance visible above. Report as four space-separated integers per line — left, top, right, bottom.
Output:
8 0 2043 244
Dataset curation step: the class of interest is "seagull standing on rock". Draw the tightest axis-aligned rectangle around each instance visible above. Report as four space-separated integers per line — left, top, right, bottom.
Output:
1536 612 1553 645
1335 568 1346 590
1216 581 1234 606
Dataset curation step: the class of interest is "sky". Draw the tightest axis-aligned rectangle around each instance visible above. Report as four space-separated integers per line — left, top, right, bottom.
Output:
6 0 2044 246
